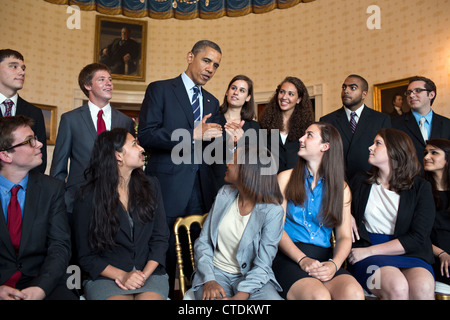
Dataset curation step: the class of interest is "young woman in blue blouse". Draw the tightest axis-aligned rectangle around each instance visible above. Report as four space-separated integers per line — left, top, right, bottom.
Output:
273 122 364 300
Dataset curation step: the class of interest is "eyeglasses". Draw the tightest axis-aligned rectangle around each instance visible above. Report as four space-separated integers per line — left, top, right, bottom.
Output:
404 88 430 96
1 136 39 151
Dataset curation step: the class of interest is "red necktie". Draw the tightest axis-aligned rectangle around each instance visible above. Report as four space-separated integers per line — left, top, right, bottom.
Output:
97 109 106 135
4 186 22 287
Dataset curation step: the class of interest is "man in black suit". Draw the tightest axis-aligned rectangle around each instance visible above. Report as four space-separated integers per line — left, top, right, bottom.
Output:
100 27 140 75
138 40 223 296
0 49 47 173
0 116 76 300
392 76 450 165
50 63 134 214
320 74 391 181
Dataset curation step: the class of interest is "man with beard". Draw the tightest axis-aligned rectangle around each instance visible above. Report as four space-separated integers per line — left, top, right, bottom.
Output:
320 75 391 180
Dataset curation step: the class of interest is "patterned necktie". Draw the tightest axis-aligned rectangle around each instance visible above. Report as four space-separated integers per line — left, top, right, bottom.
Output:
192 86 201 123
350 112 357 133
4 186 22 288
3 99 14 117
419 117 428 142
97 109 106 135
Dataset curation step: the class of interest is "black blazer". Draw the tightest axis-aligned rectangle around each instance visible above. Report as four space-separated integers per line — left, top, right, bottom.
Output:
211 114 261 190
320 106 391 181
0 171 71 294
73 176 169 280
138 75 220 217
5 96 47 173
350 172 435 264
392 111 450 165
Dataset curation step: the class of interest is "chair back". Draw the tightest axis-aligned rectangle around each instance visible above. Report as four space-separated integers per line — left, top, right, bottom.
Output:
173 213 208 297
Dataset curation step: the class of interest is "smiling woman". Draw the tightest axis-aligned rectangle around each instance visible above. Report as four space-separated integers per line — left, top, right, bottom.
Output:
259 76 314 173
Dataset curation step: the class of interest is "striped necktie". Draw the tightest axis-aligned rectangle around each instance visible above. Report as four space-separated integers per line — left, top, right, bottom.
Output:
350 112 357 133
192 86 201 123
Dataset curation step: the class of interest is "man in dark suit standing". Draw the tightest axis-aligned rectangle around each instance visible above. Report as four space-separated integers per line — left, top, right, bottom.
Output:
138 40 223 296
320 74 391 181
392 76 450 165
0 116 76 300
0 49 47 173
50 63 134 214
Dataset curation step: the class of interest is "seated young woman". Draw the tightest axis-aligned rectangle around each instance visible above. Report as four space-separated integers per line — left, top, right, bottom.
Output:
191 144 284 300
273 122 364 300
423 139 450 286
73 128 169 300
348 128 435 300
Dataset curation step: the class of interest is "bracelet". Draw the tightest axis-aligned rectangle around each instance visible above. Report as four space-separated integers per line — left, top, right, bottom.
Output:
438 251 446 257
297 256 307 267
328 259 338 272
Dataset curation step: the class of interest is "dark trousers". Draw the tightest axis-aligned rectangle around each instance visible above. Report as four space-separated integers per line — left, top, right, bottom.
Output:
16 274 79 300
166 172 204 299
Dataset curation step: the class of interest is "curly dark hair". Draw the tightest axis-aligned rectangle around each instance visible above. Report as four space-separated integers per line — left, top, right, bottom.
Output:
259 76 314 141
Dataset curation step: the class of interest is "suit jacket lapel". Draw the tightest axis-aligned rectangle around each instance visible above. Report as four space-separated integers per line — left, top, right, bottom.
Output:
19 171 41 256
80 104 98 141
404 112 424 145
202 91 214 120
237 203 265 254
172 76 195 129
0 205 15 256
430 113 442 139
208 187 238 247
334 107 353 146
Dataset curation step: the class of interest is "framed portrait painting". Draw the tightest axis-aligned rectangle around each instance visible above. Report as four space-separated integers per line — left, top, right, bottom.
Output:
373 77 416 118
94 16 147 82
35 103 57 145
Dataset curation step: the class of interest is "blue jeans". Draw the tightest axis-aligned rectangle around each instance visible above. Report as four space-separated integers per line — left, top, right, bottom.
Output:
194 267 283 300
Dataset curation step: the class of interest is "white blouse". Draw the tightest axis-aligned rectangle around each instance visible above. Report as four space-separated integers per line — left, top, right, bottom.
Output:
213 195 252 274
363 183 400 235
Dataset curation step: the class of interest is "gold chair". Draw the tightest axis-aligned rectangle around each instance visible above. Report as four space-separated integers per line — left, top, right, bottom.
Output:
173 213 208 298
435 281 450 300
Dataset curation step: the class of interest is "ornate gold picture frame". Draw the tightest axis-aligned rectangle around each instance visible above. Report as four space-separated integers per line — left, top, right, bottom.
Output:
94 16 147 82
35 103 57 145
373 77 416 116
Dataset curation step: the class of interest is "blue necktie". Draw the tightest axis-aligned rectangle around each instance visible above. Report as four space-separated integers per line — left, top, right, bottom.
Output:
192 86 201 123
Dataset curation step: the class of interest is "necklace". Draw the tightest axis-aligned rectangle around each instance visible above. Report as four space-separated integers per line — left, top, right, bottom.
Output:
300 206 323 240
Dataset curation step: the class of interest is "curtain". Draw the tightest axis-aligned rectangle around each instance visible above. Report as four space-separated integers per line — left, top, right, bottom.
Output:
45 0 315 20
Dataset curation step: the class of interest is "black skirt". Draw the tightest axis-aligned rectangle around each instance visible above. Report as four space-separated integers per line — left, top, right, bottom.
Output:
273 242 350 298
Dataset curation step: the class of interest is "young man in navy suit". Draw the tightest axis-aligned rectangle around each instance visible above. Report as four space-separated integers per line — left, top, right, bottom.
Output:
0 49 47 173
393 76 450 165
320 74 391 181
0 116 76 300
138 40 223 297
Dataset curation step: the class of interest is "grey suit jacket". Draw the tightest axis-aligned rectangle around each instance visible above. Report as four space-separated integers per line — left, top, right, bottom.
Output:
50 103 134 213
192 185 284 294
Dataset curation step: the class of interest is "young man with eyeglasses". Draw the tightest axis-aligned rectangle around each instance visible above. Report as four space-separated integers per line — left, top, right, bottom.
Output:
0 116 77 300
0 49 47 173
393 76 450 166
